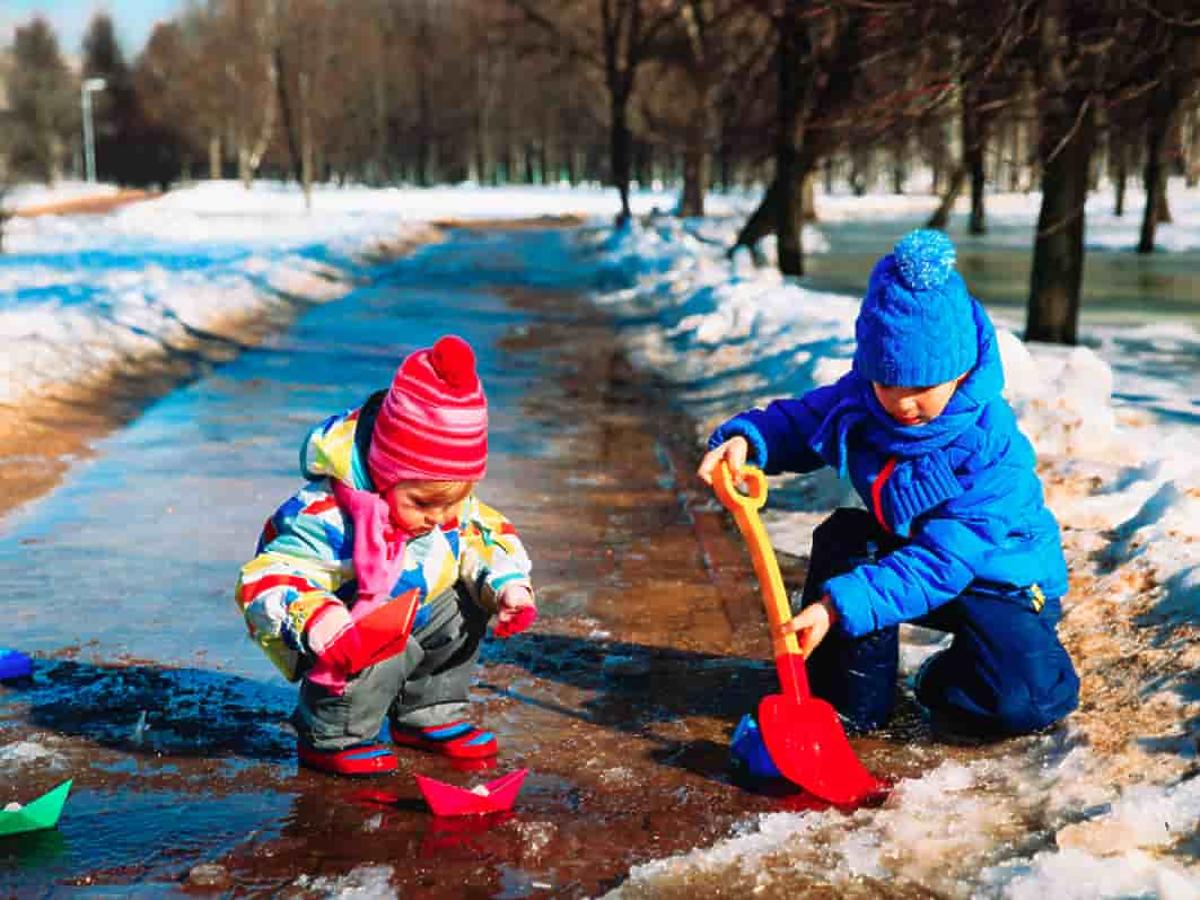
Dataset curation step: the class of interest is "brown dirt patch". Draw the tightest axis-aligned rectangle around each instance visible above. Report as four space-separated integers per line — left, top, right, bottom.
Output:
13 189 158 218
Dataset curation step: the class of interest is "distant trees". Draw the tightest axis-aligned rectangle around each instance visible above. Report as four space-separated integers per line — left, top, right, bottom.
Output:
7 19 76 184
2 0 1198 341
81 12 181 188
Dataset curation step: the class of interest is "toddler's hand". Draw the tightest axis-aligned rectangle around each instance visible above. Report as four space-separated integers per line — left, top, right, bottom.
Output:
494 584 537 638
697 436 749 486
779 596 838 657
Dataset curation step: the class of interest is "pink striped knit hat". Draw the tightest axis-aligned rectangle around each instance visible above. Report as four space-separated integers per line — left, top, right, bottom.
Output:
368 335 488 489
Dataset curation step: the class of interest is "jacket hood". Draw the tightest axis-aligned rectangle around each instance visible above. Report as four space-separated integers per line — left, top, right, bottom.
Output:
299 393 384 490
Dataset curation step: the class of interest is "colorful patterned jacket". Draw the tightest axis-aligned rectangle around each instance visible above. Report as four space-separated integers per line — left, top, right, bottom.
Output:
235 392 533 681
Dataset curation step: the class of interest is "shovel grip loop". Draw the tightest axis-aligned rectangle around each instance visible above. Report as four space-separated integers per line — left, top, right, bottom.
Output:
711 462 767 511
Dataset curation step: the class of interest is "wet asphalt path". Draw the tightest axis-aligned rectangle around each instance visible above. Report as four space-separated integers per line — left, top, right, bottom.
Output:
0 226 963 897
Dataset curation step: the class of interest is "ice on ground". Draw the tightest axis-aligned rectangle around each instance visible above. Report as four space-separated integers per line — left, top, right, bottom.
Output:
294 864 398 898
0 738 63 766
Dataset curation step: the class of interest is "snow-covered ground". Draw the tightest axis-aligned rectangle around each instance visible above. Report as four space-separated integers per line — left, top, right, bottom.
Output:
0 180 706 407
1 177 1197 896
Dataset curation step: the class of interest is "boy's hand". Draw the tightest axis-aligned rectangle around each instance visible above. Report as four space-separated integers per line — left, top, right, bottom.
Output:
494 584 537 638
697 436 749 486
779 596 838 657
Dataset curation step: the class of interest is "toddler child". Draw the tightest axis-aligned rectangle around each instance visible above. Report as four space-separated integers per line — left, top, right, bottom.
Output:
236 335 536 775
699 230 1079 738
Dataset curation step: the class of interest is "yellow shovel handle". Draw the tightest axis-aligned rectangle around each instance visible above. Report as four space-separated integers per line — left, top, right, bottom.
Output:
711 462 801 658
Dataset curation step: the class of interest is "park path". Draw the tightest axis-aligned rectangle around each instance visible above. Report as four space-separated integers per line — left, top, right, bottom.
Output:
0 225 965 896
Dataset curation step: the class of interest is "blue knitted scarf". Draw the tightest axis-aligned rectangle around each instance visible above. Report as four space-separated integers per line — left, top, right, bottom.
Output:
809 300 1003 535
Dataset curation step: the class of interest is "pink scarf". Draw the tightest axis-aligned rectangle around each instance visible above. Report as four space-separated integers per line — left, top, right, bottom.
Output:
331 480 409 620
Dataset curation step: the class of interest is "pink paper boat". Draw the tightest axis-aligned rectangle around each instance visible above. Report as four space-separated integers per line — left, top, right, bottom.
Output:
414 768 528 817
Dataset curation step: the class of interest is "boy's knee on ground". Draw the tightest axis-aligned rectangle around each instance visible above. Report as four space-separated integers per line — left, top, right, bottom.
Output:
915 647 1078 737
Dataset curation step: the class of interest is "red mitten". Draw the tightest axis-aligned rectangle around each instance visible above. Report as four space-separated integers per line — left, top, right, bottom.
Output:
493 604 537 639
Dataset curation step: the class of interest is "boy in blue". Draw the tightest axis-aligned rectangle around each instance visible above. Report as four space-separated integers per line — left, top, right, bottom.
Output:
699 230 1079 738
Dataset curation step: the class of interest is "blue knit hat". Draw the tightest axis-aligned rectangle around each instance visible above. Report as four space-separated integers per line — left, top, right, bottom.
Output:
853 229 978 387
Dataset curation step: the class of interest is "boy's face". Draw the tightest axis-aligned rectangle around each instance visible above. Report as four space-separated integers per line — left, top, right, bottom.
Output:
872 377 962 426
386 481 472 535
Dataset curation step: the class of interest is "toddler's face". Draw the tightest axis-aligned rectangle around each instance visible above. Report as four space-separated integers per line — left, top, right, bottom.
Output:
386 481 471 535
872 377 962 426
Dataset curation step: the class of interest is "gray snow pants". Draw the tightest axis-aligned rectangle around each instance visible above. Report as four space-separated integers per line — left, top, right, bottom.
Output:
292 585 489 751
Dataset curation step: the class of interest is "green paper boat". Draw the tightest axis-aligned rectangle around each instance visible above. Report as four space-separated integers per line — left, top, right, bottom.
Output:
0 780 72 837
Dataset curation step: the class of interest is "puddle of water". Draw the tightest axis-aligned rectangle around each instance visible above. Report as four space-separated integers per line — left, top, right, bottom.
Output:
0 789 289 892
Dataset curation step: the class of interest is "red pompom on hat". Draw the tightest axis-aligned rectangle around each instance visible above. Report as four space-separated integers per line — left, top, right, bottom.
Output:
368 335 488 489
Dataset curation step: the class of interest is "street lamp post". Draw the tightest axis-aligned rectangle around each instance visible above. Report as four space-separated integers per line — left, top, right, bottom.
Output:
81 78 107 184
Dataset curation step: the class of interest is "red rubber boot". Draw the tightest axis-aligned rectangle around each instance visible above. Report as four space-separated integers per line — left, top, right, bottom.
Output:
390 720 498 759
297 741 399 776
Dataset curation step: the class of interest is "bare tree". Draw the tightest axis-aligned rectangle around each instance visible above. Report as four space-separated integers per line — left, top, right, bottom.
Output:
1136 34 1199 253
730 2 870 274
1024 0 1101 345
508 0 677 223
1026 0 1196 342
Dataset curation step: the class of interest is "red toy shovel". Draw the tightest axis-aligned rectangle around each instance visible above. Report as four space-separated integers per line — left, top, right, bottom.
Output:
415 769 528 817
712 462 886 806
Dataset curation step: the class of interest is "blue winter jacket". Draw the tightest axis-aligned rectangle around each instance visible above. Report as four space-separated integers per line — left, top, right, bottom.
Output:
709 300 1068 638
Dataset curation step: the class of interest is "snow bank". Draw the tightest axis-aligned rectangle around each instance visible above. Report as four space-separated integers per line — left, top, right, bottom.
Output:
0 180 749 409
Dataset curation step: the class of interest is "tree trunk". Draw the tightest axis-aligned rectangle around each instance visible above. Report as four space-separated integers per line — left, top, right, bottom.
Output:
1006 118 1022 192
679 89 713 217
801 171 817 222
634 140 652 189
732 5 860 263
1111 131 1127 216
1027 115 1093 344
238 146 252 188
963 85 987 234
926 165 965 229
1138 124 1167 254
891 143 906 194
774 0 804 276
610 96 633 224
1138 71 1183 252
240 56 277 190
1185 107 1199 188
209 134 222 180
733 178 777 260
273 45 303 187
299 72 313 209
1027 46 1094 345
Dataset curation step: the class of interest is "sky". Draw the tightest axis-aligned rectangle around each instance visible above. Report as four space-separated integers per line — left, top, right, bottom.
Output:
3 0 183 58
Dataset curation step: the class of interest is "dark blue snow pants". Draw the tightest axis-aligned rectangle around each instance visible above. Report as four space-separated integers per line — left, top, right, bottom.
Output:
798 508 1080 737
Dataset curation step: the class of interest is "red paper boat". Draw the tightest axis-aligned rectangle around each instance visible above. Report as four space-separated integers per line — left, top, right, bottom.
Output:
414 769 528 817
